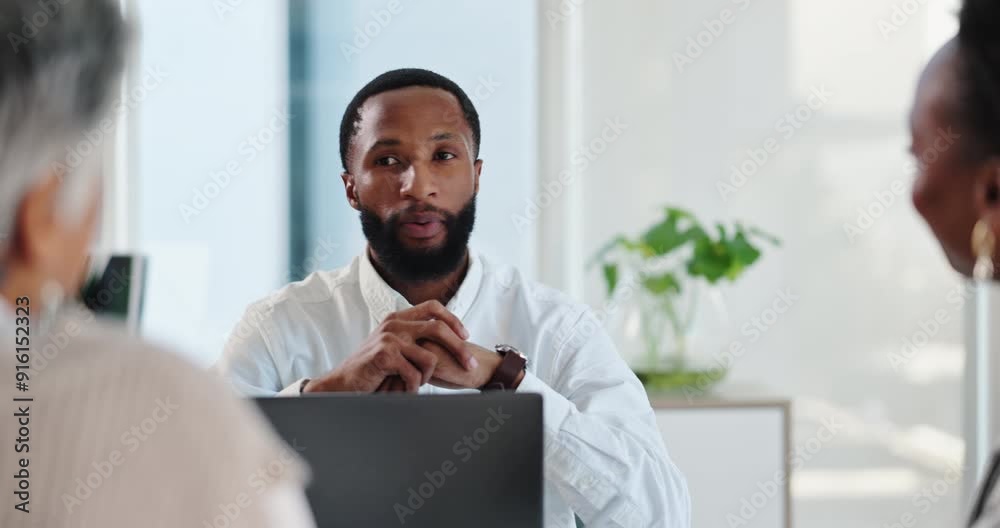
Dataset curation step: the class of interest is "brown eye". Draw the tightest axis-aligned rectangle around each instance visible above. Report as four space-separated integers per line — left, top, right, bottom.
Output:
434 152 456 161
375 157 400 166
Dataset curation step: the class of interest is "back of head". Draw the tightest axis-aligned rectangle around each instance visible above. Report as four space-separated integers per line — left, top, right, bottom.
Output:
956 0 1000 158
0 0 130 247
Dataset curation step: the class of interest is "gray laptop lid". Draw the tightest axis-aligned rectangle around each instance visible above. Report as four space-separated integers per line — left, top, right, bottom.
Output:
255 393 543 528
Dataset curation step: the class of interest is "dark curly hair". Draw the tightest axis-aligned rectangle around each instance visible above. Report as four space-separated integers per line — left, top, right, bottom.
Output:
338 68 481 171
956 0 1000 159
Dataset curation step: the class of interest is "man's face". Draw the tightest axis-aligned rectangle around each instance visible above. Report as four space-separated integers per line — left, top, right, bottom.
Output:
910 41 981 276
343 86 482 281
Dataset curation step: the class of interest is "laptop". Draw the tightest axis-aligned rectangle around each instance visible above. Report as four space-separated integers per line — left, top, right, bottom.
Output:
255 393 543 528
79 254 147 333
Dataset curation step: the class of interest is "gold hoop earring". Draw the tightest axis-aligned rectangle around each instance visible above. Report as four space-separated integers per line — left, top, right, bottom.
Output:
973 218 996 281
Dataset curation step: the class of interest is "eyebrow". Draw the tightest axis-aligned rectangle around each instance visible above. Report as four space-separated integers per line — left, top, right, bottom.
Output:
369 133 458 150
370 138 401 150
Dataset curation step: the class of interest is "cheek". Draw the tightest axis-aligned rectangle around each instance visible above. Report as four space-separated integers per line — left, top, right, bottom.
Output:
63 229 93 280
913 162 978 258
911 161 948 222
911 170 934 221
59 212 99 282
355 176 394 204
440 166 477 194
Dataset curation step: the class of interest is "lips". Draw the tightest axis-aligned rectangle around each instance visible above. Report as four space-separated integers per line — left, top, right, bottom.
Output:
400 220 444 239
397 211 446 240
399 211 445 224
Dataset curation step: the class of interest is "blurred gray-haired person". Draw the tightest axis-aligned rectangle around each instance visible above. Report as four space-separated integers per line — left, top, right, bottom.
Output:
0 1 314 526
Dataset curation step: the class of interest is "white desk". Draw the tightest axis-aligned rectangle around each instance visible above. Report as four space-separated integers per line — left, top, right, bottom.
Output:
652 396 791 528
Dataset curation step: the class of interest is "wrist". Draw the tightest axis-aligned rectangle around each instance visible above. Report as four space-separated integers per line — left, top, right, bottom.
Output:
479 344 528 391
302 377 323 393
473 345 503 387
303 372 345 393
483 354 526 389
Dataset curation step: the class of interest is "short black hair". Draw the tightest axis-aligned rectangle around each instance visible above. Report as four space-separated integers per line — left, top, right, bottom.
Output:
956 0 1000 159
339 68 481 171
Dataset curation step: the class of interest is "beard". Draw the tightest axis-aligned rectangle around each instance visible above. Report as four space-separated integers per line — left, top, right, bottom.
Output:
360 196 476 282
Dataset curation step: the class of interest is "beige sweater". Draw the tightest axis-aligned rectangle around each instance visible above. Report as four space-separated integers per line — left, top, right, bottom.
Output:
0 305 312 527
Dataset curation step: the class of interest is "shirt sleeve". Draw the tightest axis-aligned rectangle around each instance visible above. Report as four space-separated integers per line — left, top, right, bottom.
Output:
516 308 691 528
215 303 288 396
277 378 310 396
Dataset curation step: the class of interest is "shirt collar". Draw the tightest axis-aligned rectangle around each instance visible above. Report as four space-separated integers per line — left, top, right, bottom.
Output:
358 248 484 324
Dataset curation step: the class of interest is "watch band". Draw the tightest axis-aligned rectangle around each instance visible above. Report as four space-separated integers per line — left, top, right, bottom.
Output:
480 344 527 391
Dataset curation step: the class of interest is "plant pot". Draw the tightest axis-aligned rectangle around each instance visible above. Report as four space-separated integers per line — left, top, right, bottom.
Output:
607 278 732 394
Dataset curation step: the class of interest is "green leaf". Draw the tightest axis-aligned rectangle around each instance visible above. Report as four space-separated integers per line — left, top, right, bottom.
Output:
728 232 762 267
687 238 732 283
641 272 681 295
718 231 761 281
664 207 693 218
592 206 779 291
621 238 658 258
602 264 619 296
663 207 696 226
642 207 705 256
715 222 727 240
641 220 686 256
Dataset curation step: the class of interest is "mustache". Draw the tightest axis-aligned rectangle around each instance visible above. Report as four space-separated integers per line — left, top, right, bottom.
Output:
387 204 456 225
359 196 477 282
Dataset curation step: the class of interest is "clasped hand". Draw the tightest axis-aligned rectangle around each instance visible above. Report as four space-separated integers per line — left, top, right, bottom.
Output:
302 300 499 394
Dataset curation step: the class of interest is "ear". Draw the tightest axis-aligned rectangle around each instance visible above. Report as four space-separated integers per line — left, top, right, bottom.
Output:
14 172 61 268
973 160 1000 216
973 161 1000 264
473 159 483 195
342 172 360 211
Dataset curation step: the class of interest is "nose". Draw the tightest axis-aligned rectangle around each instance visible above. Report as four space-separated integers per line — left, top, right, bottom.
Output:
400 161 439 200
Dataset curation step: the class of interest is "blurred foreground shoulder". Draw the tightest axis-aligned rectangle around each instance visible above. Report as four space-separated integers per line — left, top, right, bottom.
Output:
6 311 310 527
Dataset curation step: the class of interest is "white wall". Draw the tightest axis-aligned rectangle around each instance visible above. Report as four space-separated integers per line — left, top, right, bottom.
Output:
132 0 289 365
128 0 537 364
538 0 966 526
296 0 538 279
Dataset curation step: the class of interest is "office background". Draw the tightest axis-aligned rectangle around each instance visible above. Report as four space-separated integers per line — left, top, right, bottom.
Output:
105 0 967 525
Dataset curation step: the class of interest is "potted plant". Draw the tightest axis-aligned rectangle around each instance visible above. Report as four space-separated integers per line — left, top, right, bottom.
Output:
591 206 779 393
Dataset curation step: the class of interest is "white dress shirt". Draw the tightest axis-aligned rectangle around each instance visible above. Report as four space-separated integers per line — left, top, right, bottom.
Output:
216 250 691 528
0 304 314 528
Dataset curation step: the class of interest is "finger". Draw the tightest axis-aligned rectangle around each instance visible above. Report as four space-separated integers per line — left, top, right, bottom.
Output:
430 377 465 390
404 300 470 340
382 319 475 371
365 362 387 389
399 342 439 385
419 320 477 371
378 376 403 392
350 361 385 393
387 352 423 393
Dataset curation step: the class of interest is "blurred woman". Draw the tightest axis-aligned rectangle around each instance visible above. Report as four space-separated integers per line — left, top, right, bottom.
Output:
0 1 313 526
910 0 1000 525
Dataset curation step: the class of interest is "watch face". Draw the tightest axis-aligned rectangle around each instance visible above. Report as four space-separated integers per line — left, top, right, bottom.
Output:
496 344 526 360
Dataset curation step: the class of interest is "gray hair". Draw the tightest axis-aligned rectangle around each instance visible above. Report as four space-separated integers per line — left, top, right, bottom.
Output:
0 0 131 249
